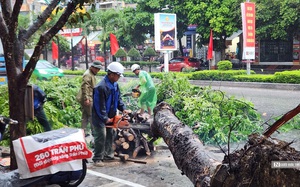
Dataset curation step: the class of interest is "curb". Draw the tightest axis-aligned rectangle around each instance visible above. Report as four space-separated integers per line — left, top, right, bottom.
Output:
189 80 300 91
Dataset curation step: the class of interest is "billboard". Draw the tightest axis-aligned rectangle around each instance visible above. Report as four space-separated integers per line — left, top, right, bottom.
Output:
154 13 177 51
241 2 256 60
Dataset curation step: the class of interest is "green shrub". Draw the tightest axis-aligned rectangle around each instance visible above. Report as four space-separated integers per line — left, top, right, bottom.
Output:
234 74 275 82
128 48 141 60
273 70 300 84
217 60 232 70
115 48 127 58
190 70 252 81
143 47 157 60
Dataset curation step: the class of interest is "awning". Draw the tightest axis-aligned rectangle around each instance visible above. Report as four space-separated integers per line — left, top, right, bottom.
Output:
87 31 101 41
66 36 84 49
226 30 242 41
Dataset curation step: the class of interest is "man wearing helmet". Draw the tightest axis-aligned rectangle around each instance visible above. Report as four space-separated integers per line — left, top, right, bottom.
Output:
92 62 129 167
131 64 157 115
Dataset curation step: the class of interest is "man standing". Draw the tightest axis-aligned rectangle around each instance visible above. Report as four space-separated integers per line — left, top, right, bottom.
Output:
77 61 102 136
131 64 157 115
92 62 129 167
33 85 51 132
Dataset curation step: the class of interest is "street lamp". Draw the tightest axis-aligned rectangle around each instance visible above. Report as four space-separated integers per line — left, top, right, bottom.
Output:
71 28 74 71
85 34 88 69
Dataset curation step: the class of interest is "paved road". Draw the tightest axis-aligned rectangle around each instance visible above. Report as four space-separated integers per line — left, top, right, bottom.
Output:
66 70 300 186
191 80 300 120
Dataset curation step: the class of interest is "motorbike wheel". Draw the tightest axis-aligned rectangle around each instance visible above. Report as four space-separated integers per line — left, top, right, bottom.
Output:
59 159 87 187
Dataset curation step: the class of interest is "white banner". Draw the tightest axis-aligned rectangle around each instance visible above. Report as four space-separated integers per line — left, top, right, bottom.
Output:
13 128 92 179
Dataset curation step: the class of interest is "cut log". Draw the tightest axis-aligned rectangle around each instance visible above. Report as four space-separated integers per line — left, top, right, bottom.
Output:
119 137 126 143
115 139 122 146
129 128 140 148
122 130 135 141
132 145 144 159
118 153 130 162
140 135 151 156
121 142 130 150
115 153 147 164
152 102 213 187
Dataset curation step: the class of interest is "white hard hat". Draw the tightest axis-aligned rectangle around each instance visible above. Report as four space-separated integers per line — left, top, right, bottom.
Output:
107 62 125 76
131 64 140 72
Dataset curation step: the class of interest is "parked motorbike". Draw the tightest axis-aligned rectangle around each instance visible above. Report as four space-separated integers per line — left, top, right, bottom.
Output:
0 116 89 187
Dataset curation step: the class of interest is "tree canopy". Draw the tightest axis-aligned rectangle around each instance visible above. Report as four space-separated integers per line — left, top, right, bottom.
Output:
0 0 93 169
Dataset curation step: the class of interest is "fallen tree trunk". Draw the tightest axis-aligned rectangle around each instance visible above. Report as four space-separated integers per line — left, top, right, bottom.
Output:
152 102 213 187
152 102 300 187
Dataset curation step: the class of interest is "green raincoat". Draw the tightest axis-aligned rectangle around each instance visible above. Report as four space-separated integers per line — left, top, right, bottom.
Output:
138 70 157 112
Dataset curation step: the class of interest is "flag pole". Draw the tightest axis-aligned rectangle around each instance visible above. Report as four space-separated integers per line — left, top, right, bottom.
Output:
207 29 213 70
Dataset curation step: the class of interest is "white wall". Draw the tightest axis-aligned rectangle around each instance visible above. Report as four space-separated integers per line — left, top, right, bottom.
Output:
0 40 3 55
226 37 240 54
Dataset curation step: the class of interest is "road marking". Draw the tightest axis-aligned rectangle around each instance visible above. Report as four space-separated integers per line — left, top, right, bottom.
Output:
87 169 146 187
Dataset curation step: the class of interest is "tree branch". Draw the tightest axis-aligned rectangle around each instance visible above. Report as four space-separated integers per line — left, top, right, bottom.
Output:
22 0 61 42
22 1 77 79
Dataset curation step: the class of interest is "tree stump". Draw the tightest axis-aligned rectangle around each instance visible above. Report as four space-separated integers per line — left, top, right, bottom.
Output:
211 133 300 186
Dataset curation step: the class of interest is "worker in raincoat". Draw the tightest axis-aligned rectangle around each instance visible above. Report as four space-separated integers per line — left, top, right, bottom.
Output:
131 64 157 115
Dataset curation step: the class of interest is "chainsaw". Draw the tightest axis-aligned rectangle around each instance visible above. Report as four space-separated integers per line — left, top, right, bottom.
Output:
123 89 141 98
105 114 130 129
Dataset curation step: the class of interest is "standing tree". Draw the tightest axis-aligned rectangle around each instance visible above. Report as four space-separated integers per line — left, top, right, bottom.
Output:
186 0 241 59
255 0 300 40
88 8 126 70
143 47 157 61
128 47 142 61
0 0 93 170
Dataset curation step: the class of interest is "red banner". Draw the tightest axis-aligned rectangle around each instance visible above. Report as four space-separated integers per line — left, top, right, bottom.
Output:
20 139 92 172
207 29 213 60
52 41 58 60
110 33 119 55
241 2 256 59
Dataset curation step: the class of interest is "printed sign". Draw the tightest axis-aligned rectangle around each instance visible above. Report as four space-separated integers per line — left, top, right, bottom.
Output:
241 2 256 60
13 128 92 179
154 13 177 51
20 140 91 172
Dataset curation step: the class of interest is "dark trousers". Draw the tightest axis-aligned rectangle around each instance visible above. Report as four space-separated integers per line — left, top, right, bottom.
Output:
34 107 51 132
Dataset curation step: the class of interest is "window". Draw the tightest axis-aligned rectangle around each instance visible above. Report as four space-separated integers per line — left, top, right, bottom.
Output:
260 40 293 62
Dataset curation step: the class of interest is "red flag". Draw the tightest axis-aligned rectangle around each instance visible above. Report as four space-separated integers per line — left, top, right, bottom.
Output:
110 33 119 55
207 29 213 60
52 41 58 60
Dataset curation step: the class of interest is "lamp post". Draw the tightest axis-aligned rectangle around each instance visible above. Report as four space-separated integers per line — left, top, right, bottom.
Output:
85 34 88 69
71 28 74 71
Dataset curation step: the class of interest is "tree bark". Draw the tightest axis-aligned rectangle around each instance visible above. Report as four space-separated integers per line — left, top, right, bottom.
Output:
152 102 212 187
152 102 300 187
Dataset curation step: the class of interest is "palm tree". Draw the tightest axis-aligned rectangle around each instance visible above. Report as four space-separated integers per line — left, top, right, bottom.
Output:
88 9 127 70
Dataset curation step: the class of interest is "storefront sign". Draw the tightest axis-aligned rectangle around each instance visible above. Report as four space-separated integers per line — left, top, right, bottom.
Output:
59 28 83 37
